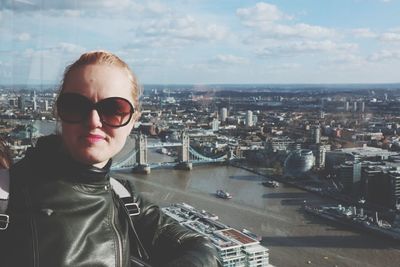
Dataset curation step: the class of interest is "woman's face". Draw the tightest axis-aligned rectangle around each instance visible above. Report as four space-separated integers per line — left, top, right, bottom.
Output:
60 64 137 168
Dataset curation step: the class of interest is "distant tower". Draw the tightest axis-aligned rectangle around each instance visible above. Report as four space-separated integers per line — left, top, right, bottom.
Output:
315 145 326 169
9 99 16 107
33 97 38 111
353 101 357 112
136 134 148 165
246 110 253 127
361 102 365 113
320 98 326 110
311 125 321 144
252 114 258 125
345 101 350 111
45 100 50 111
220 107 228 123
18 96 25 110
179 131 190 162
211 118 219 132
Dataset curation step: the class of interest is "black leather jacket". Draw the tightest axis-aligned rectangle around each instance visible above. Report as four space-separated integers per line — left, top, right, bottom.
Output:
1 135 220 267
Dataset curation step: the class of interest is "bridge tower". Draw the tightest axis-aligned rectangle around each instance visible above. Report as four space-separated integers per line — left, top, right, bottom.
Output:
176 131 192 170
135 133 151 174
180 131 190 162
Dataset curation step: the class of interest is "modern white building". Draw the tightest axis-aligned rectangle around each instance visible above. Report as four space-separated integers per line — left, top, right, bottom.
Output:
220 107 228 122
246 110 253 127
162 203 271 267
212 118 220 132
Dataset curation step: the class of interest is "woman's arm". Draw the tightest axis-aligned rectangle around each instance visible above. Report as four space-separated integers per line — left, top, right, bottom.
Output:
131 189 220 267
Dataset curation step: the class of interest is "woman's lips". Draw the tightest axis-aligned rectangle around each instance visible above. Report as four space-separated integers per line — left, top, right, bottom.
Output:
83 134 105 143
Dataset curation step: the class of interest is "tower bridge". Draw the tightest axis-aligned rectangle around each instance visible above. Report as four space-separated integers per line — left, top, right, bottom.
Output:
111 132 242 173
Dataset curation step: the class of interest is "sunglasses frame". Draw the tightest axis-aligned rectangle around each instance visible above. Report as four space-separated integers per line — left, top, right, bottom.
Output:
56 93 135 128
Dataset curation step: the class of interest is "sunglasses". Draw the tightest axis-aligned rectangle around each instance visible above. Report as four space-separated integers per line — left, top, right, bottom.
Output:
56 93 135 128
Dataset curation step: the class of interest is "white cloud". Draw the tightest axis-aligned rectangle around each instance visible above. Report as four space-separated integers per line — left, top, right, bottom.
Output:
146 1 170 14
265 23 335 39
368 49 400 61
63 9 81 17
380 32 400 42
135 15 229 44
325 54 367 66
236 2 288 26
11 43 86 83
15 32 31 41
212 54 249 65
2 0 135 11
12 0 35 5
352 28 377 38
54 42 85 53
237 2 334 39
257 40 358 57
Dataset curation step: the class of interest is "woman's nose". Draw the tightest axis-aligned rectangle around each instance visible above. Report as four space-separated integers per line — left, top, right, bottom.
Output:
86 109 103 128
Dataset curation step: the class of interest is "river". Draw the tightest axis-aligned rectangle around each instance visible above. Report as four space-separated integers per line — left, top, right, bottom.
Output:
20 120 400 266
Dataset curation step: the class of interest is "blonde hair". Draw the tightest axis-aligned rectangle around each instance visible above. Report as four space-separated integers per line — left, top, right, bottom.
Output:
59 50 142 110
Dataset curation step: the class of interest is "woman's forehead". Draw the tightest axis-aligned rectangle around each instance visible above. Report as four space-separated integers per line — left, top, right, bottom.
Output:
63 64 134 101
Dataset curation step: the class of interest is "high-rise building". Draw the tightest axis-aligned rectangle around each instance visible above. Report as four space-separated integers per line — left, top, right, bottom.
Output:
252 114 258 125
311 125 321 144
353 101 357 112
17 96 25 110
388 171 400 209
211 118 219 132
220 107 228 122
337 161 361 195
345 101 350 111
9 99 16 107
266 137 295 152
361 102 365 113
363 167 391 207
315 144 326 169
246 110 253 127
33 97 38 110
45 100 50 111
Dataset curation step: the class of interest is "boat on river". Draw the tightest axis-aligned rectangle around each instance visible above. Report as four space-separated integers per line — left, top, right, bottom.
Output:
216 189 232 199
304 204 400 241
261 180 279 188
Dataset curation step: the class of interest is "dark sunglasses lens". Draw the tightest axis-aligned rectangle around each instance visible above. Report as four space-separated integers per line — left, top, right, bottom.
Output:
57 94 91 123
97 98 134 127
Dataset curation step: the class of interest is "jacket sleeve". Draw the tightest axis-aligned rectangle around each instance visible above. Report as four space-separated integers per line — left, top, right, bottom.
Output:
130 185 221 267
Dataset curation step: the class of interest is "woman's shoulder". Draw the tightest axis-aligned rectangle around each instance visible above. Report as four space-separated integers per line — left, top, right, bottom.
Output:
10 135 62 182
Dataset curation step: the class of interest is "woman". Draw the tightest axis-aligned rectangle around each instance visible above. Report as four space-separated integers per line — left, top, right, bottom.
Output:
3 51 220 267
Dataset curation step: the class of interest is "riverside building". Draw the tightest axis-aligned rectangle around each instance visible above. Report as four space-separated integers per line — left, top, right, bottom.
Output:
162 203 271 267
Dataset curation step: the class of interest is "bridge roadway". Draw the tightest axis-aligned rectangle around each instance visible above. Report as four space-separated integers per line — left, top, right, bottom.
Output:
112 149 400 267
112 135 228 170
146 142 182 148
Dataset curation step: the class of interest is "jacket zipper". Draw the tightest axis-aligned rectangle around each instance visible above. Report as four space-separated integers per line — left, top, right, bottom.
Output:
110 186 123 267
24 188 39 267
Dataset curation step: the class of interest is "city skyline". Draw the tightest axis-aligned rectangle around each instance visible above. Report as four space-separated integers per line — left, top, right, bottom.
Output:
1 0 400 85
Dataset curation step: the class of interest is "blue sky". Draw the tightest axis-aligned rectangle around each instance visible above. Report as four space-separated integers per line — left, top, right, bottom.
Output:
1 0 400 85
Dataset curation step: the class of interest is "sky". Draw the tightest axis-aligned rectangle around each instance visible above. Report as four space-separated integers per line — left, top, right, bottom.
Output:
1 0 400 85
